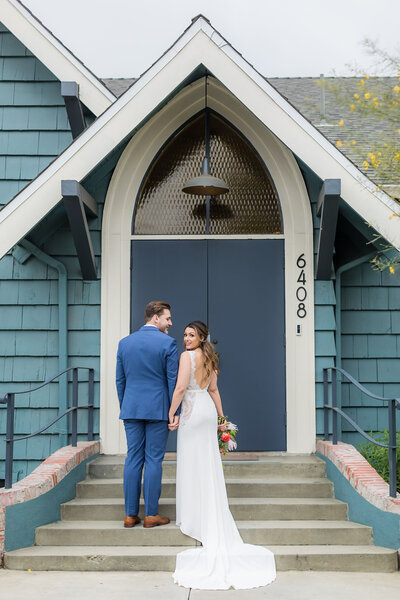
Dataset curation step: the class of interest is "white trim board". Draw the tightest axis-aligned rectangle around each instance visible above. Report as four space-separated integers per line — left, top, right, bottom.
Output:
0 16 399 258
0 0 115 115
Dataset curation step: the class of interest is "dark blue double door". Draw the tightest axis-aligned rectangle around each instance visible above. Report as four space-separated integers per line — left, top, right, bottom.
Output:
131 239 286 451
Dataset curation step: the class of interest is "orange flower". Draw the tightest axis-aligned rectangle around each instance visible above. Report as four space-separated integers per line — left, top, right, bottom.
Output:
336 140 342 147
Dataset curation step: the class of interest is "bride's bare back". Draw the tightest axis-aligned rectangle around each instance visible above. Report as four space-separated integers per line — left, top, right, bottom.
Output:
193 348 212 390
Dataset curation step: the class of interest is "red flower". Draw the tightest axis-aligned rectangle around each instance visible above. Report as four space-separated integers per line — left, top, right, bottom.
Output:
221 432 230 442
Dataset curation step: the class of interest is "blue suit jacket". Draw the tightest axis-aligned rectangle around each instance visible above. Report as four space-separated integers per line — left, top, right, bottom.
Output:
116 325 179 421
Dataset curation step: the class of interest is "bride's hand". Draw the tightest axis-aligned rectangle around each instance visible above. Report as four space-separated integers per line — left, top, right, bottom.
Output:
168 413 179 430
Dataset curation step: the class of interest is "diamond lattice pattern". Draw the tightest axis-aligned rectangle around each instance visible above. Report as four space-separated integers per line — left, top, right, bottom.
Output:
134 113 282 235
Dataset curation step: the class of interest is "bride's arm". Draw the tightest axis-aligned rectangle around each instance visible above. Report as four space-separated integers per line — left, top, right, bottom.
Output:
168 352 191 427
208 371 225 419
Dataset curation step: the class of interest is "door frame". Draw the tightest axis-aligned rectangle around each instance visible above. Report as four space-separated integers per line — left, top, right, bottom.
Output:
101 79 315 455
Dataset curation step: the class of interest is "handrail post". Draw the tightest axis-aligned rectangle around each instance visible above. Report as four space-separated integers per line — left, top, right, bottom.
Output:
332 369 338 445
88 369 94 441
5 393 15 489
323 368 329 440
388 398 397 498
71 368 78 447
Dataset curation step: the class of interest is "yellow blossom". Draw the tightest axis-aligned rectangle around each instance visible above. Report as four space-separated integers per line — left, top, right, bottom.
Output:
364 92 371 99
389 267 395 274
351 140 357 145
365 75 370 79
398 129 400 135
338 119 344 126
350 104 355 111
360 79 364 85
336 140 342 147
394 86 400 93
354 93 359 99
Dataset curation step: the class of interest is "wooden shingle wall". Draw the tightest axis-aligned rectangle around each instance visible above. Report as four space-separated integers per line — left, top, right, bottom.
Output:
0 189 104 482
341 265 400 445
0 23 91 482
0 23 72 208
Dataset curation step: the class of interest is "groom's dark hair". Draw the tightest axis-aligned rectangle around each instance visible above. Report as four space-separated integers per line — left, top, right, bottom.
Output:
144 301 171 322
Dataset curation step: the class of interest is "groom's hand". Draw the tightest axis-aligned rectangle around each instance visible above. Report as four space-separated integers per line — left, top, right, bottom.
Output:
168 414 179 430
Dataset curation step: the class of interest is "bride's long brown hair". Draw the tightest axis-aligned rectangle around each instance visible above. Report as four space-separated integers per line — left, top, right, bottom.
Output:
185 321 220 378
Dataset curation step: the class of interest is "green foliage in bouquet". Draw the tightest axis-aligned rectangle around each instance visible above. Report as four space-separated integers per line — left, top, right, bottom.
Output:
217 417 238 456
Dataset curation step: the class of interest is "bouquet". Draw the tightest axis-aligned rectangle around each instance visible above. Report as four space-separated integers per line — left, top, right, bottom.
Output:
217 417 238 455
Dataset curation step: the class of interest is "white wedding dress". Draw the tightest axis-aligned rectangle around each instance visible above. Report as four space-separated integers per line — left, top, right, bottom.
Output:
173 350 276 590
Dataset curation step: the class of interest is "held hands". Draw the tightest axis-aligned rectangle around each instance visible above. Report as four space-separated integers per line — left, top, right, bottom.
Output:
168 413 180 431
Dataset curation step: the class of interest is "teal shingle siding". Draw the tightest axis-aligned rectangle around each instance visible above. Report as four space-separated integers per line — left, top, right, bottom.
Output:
340 264 400 446
0 151 128 481
0 23 75 481
0 23 72 208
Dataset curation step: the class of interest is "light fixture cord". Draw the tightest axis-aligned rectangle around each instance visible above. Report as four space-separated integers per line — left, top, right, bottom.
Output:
205 75 210 162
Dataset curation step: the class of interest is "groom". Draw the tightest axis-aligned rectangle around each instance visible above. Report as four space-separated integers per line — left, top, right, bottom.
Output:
116 301 179 528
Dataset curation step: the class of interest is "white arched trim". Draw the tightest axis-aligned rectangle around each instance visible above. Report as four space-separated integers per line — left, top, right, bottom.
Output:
101 78 315 455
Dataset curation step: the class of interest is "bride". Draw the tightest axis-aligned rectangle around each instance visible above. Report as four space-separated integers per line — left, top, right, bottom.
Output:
168 321 276 590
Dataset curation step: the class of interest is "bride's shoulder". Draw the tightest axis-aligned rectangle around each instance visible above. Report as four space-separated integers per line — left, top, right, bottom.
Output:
179 350 191 362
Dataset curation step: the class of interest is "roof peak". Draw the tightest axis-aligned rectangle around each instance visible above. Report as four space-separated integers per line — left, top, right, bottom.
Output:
191 14 212 24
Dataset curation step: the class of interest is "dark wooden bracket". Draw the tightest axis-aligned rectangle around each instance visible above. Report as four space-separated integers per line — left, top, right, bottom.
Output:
62 180 98 280
316 179 341 280
61 82 86 139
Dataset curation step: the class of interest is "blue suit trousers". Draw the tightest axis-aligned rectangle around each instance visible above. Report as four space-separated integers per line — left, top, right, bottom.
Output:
123 419 169 516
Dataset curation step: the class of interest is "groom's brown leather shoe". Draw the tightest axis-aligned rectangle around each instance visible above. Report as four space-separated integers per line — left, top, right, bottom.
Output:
143 514 170 528
124 515 141 528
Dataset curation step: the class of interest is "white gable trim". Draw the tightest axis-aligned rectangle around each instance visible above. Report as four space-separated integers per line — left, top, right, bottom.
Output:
0 16 399 258
0 0 115 115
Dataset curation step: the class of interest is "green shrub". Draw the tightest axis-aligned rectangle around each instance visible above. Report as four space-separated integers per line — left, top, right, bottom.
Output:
357 430 400 493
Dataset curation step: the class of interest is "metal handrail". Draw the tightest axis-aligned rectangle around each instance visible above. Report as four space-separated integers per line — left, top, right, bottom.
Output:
0 366 92 400
0 366 95 489
323 366 399 498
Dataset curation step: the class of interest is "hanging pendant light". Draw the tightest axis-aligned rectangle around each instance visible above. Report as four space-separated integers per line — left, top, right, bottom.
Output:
182 77 229 196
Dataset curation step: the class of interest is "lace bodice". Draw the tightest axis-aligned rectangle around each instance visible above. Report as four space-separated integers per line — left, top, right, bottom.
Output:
187 350 210 392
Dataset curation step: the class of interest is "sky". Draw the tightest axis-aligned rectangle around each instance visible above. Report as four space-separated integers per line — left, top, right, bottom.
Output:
22 0 400 79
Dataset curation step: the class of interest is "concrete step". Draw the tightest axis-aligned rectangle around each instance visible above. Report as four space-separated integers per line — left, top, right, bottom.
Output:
5 544 398 572
76 477 333 499
61 497 349 521
35 520 373 547
88 455 327 480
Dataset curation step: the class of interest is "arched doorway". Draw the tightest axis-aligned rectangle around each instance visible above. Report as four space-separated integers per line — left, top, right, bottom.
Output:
131 111 285 451
101 78 315 455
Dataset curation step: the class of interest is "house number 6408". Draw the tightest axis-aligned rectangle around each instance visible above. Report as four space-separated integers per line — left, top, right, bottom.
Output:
296 254 307 318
